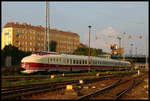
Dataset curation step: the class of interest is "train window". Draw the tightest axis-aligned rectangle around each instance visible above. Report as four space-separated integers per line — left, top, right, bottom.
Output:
93 60 95 65
90 60 92 64
67 59 69 64
79 60 81 64
82 60 84 64
116 63 118 66
70 59 72 64
63 58 66 63
59 58 61 62
85 60 87 64
77 60 79 64
73 60 75 64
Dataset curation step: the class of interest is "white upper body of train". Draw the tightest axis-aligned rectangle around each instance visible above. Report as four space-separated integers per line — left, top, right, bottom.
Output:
20 52 131 74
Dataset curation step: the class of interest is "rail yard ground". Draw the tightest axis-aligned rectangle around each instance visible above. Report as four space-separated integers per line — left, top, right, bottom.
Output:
120 72 149 100
21 71 148 100
2 69 148 100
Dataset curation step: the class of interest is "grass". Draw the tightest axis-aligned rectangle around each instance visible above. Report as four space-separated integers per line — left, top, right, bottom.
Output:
2 69 139 88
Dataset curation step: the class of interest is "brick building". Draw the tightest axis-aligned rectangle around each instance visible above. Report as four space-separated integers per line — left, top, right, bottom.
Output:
1 22 80 53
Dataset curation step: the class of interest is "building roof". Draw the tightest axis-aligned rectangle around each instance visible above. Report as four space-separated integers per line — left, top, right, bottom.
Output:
4 22 79 37
79 43 87 48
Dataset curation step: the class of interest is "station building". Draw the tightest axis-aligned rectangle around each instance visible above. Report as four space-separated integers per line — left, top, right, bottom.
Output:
1 22 80 53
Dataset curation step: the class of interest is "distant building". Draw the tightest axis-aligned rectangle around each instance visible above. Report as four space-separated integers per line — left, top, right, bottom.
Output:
1 22 80 53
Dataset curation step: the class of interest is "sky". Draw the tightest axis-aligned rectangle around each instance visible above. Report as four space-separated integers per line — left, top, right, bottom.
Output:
1 1 149 56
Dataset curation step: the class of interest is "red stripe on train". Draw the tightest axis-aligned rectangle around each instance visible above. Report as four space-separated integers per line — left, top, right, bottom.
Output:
20 62 130 70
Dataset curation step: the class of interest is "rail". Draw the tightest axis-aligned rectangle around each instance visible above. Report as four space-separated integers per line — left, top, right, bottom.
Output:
75 74 144 100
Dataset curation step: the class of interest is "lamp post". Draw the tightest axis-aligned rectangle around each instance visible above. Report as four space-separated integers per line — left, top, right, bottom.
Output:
44 2 47 51
130 43 133 58
45 1 50 51
135 47 137 57
88 25 91 73
47 2 50 52
117 36 121 49
123 32 126 60
145 36 148 70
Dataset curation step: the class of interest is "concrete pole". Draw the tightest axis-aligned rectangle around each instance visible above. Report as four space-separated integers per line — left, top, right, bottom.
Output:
130 43 133 58
47 2 50 52
88 25 91 73
145 37 149 70
135 47 137 57
44 2 47 51
123 32 126 60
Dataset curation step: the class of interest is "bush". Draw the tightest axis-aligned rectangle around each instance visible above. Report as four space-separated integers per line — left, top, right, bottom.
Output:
1 45 32 67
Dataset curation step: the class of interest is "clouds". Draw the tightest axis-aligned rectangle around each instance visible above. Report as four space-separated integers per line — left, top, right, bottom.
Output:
83 26 120 53
100 26 119 36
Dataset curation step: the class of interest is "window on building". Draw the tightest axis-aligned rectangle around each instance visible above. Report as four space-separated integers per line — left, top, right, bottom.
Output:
30 42 32 46
30 48 32 51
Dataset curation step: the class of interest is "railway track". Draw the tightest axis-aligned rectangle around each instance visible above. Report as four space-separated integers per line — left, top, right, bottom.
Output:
114 78 144 100
2 72 136 91
1 72 136 100
75 74 144 100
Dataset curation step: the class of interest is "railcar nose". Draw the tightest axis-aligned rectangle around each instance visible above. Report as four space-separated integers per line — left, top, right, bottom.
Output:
20 62 30 69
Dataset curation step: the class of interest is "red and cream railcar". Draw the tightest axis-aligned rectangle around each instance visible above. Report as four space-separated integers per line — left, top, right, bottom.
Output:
20 51 131 74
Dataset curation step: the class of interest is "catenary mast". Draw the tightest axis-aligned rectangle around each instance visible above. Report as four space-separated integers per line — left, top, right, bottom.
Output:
44 1 50 51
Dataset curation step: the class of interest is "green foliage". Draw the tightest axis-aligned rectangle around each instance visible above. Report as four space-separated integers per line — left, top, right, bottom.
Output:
1 45 32 75
73 47 103 57
50 40 57 52
91 69 97 75
45 41 57 52
2 80 12 87
73 47 88 55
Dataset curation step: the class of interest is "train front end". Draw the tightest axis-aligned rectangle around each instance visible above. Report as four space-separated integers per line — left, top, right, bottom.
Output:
20 54 42 74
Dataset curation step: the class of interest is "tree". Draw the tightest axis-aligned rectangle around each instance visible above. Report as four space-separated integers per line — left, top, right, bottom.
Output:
1 45 32 66
73 47 103 57
49 40 57 52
